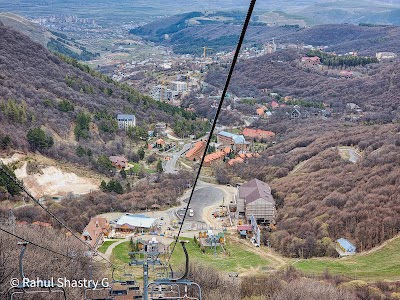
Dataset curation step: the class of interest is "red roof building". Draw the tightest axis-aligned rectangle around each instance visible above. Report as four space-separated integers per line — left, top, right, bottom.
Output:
156 138 166 146
204 150 226 167
185 141 206 161
81 217 110 248
301 56 321 65
242 128 275 141
109 156 128 169
271 101 279 109
256 107 265 116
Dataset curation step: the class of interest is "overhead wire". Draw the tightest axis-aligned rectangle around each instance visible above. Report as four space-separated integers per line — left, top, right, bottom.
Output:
0 226 74 260
166 0 258 264
0 163 122 270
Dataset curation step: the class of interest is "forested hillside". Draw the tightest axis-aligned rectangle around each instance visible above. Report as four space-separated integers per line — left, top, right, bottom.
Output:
130 11 301 55
0 22 206 169
1 171 194 232
277 24 400 55
206 50 400 121
217 120 400 257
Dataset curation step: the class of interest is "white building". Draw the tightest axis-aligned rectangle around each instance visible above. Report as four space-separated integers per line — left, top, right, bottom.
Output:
115 214 157 233
172 81 187 93
117 114 136 130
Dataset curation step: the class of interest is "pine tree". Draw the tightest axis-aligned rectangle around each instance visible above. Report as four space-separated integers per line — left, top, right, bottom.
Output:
156 160 163 173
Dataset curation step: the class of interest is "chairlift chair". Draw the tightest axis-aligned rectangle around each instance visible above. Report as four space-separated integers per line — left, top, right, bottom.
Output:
147 241 202 300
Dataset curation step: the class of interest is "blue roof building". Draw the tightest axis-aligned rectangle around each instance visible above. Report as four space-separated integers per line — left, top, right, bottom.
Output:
217 131 249 151
117 114 136 130
117 114 135 121
336 238 356 255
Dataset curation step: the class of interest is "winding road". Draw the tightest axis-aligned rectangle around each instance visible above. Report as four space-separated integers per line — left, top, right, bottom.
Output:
163 142 192 173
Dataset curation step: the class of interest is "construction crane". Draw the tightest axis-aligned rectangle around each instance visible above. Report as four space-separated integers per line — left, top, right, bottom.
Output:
202 46 213 58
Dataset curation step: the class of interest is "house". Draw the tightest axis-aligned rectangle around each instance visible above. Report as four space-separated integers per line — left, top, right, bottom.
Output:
204 150 227 167
336 238 356 256
270 101 279 109
81 217 110 248
117 114 136 130
301 56 321 65
185 141 206 161
242 128 275 141
236 179 275 224
155 138 166 148
109 156 128 169
290 108 301 119
227 156 244 166
115 214 157 234
217 131 249 151
256 107 265 116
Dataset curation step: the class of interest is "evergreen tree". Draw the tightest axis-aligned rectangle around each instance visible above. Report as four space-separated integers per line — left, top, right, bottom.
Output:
27 128 53 151
156 160 163 173
137 147 145 160
96 155 114 173
113 181 123 194
0 135 11 149
100 180 107 191
76 146 86 157
0 164 22 196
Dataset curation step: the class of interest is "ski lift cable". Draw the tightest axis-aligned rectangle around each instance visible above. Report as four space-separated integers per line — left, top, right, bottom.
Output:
166 0 257 264
0 226 73 260
0 163 123 270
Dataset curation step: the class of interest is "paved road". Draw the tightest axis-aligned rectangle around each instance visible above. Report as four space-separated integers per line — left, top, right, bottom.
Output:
164 142 192 173
176 186 224 230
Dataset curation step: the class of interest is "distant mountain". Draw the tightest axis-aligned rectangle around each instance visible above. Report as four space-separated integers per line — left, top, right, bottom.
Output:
130 11 302 55
277 24 400 55
0 13 97 61
206 49 400 120
3 0 400 28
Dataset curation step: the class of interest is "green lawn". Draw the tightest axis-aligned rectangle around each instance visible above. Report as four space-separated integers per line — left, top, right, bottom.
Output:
128 162 156 174
112 241 133 264
98 240 118 254
111 236 270 275
294 237 400 281
169 237 270 273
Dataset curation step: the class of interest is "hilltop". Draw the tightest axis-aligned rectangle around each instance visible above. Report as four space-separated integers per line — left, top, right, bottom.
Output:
276 24 400 56
0 12 98 60
132 13 400 56
130 11 302 55
205 49 400 122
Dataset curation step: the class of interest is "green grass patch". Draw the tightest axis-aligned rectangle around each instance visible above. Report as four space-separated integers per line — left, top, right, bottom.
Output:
98 240 118 254
294 236 400 281
127 162 156 174
112 241 133 264
169 237 270 273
